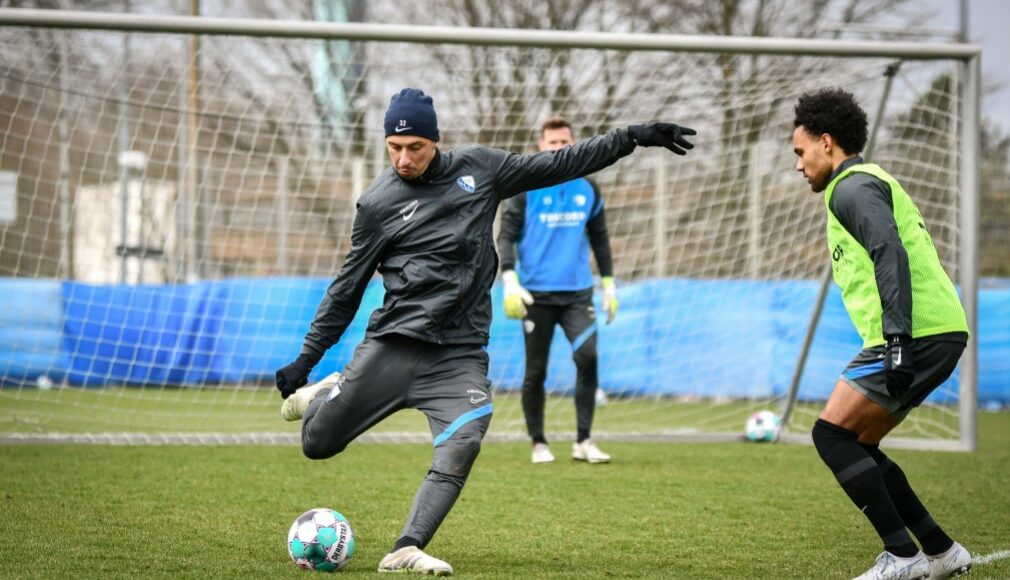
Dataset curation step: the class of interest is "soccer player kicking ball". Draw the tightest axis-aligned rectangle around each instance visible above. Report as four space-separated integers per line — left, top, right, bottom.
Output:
497 117 618 465
792 88 971 580
275 87 696 576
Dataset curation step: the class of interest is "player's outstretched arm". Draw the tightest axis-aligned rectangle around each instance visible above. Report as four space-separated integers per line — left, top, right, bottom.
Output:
492 122 697 200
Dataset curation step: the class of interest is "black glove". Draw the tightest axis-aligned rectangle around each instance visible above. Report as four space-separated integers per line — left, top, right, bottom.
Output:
884 335 915 399
276 353 316 399
627 123 697 155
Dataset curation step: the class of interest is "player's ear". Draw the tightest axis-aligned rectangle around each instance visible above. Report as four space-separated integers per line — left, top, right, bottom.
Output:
820 133 834 154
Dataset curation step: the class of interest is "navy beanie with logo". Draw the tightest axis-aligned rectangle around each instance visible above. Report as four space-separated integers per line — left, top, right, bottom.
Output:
383 88 440 142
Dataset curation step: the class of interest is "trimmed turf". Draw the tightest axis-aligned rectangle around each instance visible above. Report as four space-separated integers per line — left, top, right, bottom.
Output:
0 387 958 443
1 413 1007 579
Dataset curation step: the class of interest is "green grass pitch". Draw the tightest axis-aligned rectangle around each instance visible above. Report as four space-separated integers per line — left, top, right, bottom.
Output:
1 413 1008 579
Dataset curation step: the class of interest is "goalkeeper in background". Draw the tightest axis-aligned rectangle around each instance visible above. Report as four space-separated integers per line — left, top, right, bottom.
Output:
792 88 971 580
275 88 697 576
497 117 617 466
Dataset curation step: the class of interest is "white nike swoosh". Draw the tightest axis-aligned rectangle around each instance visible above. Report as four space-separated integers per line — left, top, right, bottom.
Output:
402 206 418 221
394 126 413 133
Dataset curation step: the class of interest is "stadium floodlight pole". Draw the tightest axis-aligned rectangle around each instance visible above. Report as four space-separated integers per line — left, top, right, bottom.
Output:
57 32 71 281
0 8 982 59
117 6 132 285
654 153 668 278
779 61 901 429
185 0 201 282
275 156 290 274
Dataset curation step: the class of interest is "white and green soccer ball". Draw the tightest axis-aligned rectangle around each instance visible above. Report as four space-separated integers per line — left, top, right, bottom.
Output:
287 508 356 572
745 410 781 442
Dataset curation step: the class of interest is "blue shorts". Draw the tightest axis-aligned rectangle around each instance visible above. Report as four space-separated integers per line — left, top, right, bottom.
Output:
840 333 967 421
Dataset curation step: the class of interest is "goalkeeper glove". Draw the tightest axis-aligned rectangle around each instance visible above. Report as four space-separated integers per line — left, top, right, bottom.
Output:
601 276 618 324
883 335 915 399
502 270 534 319
276 353 318 399
627 123 697 155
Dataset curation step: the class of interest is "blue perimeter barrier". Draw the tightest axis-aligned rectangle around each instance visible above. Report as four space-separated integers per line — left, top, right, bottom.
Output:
1 277 1008 404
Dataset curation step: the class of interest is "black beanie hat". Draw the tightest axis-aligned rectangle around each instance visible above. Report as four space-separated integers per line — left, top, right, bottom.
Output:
383 88 440 142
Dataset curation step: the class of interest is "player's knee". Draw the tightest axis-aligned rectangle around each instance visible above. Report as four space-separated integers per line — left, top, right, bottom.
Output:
301 432 349 460
811 418 857 464
522 365 548 388
449 439 483 476
432 419 489 477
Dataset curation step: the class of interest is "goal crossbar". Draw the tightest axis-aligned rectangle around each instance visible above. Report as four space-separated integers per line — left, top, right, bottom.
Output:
0 8 982 59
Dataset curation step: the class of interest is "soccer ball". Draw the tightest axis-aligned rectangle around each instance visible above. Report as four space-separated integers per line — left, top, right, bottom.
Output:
287 508 356 572
745 410 781 442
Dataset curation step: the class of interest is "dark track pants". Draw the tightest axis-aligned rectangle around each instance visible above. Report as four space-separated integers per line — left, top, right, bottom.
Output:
301 334 493 548
521 299 598 443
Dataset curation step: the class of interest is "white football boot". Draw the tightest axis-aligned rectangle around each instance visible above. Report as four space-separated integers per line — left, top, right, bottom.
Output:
531 443 555 464
926 542 971 579
377 546 453 576
280 371 342 422
572 439 611 464
595 388 610 407
852 551 930 580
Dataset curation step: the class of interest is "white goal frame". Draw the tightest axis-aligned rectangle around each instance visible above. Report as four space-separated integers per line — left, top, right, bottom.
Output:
0 8 980 450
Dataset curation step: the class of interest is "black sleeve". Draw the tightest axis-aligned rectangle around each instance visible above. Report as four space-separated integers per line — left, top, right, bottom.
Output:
301 202 388 358
485 128 637 201
830 173 913 339
585 179 614 278
496 192 526 273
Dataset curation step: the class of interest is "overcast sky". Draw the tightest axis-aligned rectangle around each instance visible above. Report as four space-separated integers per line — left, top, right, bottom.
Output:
925 0 1010 134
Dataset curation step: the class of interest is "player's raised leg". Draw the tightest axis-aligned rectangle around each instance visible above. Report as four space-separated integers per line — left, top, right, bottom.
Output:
299 337 412 460
280 370 343 422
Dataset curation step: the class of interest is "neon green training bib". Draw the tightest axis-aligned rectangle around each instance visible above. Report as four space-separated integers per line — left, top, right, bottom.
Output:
824 163 968 347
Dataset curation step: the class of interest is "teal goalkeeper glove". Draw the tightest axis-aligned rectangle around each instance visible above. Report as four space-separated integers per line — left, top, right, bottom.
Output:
601 276 618 324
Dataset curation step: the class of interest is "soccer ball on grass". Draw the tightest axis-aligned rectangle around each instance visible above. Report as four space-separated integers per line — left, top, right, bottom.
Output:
287 508 356 572
744 410 781 442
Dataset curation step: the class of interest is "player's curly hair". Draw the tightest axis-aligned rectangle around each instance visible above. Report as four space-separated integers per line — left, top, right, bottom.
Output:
793 88 868 155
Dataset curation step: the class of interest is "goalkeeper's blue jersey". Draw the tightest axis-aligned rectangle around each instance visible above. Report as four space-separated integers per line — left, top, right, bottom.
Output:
516 178 603 292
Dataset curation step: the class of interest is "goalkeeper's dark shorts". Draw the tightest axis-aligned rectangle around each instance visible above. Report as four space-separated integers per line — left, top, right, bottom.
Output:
839 332 968 421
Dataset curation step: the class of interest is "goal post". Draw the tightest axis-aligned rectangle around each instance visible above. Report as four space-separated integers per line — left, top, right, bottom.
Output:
0 9 980 449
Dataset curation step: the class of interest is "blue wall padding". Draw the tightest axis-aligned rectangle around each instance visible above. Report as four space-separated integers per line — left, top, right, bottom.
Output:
0 279 66 384
1 277 1007 404
59 279 380 385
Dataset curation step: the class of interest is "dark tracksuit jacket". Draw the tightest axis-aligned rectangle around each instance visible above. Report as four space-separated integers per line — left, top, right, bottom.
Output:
299 128 637 358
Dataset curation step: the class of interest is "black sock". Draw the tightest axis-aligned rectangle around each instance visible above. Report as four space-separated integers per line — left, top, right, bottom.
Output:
532 436 547 445
812 419 918 557
862 443 954 556
391 536 421 552
577 430 590 443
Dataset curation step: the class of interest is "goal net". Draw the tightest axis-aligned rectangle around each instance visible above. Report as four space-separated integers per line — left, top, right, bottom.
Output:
0 13 977 448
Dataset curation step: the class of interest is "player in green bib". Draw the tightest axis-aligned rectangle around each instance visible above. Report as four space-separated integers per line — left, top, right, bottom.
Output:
792 88 971 580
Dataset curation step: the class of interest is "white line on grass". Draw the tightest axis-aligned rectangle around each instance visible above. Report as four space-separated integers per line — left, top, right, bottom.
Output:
975 549 1010 566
